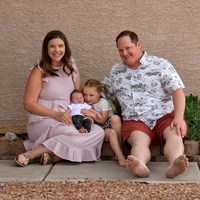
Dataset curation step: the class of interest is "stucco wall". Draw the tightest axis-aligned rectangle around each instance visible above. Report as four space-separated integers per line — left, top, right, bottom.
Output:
1 0 200 133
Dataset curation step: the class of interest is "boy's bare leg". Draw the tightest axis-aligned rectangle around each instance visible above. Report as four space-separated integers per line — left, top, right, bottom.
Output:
163 127 189 178
110 115 123 151
126 131 151 177
105 128 126 167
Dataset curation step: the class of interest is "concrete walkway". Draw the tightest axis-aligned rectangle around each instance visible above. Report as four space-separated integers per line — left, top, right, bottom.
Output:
0 160 200 184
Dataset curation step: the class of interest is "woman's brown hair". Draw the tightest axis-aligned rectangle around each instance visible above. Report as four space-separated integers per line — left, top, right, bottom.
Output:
39 30 74 77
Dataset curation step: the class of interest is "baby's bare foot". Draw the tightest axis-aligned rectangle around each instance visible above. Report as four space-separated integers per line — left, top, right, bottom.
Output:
117 156 126 167
165 155 189 178
126 155 150 178
79 127 87 133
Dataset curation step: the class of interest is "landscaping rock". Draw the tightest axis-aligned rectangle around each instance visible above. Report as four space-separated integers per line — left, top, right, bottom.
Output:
184 140 199 156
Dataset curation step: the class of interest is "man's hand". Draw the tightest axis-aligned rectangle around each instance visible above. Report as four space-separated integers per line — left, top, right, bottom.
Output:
170 117 187 138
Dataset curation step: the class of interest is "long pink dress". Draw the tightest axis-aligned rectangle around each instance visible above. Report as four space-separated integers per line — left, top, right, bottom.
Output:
23 61 105 162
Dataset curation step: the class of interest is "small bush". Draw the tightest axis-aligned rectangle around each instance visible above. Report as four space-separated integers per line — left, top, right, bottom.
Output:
184 94 200 141
110 97 122 118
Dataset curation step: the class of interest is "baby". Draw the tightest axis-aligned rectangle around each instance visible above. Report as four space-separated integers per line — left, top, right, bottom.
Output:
66 89 101 133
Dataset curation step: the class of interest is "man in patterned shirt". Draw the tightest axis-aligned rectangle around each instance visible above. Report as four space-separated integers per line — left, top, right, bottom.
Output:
102 30 188 178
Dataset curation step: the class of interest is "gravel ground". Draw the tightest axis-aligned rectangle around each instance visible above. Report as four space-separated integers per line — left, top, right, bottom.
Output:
0 180 200 200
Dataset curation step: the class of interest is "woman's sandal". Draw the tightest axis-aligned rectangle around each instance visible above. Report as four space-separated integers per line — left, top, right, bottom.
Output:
40 153 54 165
14 154 32 167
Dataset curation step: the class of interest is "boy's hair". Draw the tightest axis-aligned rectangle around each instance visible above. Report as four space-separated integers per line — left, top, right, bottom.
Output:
70 89 83 101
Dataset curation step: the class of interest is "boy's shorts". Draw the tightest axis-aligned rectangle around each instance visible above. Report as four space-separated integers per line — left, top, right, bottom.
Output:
122 111 186 155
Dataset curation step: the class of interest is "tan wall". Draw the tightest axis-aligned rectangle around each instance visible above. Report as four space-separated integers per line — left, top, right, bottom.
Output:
1 0 200 133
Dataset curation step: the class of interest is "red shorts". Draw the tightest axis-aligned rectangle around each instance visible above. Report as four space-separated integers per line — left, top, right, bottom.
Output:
122 111 185 154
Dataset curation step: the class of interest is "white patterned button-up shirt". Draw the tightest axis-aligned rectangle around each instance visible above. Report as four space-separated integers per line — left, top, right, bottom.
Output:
102 52 185 129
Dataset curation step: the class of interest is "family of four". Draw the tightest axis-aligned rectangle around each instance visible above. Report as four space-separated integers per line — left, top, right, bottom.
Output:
15 30 188 178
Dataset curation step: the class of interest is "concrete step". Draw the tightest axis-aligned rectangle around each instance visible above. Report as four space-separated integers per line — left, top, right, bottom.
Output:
0 160 200 184
1 160 200 183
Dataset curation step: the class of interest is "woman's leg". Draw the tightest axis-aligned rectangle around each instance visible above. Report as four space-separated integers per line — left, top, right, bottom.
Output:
40 152 62 165
15 144 60 166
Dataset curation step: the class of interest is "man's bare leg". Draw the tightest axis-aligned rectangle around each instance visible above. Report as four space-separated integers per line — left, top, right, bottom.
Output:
163 127 189 178
165 155 188 178
126 155 150 177
126 131 151 177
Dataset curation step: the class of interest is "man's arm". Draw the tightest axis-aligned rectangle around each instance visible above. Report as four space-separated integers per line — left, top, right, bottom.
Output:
171 88 187 137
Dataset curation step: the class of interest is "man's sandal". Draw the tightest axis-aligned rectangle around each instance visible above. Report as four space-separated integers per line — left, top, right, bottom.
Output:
14 154 32 167
40 153 54 165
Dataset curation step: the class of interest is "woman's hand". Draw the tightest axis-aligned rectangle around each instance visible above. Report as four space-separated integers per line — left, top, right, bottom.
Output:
55 111 72 125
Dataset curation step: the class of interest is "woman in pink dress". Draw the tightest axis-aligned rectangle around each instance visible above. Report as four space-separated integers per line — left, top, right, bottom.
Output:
15 30 105 166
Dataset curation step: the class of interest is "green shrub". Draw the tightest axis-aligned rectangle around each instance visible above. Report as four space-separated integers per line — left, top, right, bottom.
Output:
111 94 200 141
184 94 200 141
110 97 122 118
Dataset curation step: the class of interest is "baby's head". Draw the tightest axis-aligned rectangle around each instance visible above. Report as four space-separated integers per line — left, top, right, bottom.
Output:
70 90 84 104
